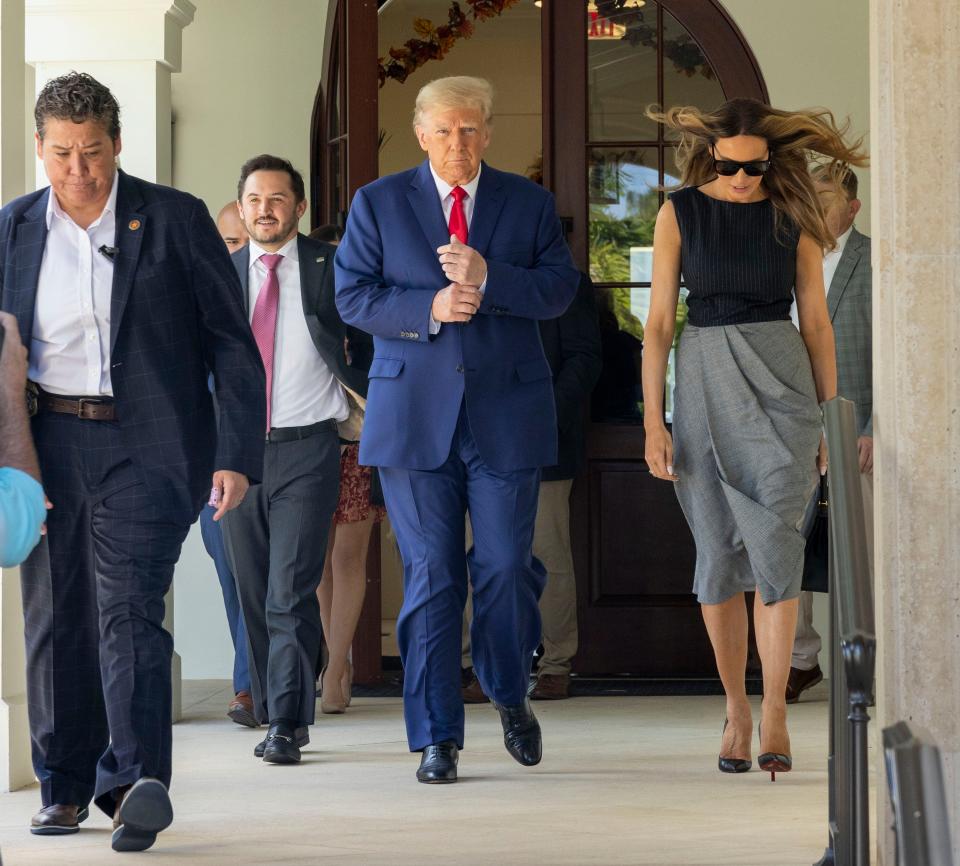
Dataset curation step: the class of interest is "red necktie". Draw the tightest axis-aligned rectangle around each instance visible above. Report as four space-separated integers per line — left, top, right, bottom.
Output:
448 186 468 244
250 253 282 432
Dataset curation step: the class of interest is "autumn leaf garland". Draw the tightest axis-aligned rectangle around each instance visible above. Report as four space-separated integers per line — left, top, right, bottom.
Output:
378 0 522 87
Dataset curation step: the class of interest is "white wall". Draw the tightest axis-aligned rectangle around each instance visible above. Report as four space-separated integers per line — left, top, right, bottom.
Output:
171 0 329 679
170 0 327 224
723 0 871 233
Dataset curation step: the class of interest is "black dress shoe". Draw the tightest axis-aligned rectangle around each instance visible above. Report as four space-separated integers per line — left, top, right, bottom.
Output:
786 664 823 704
254 726 308 758
111 778 173 853
261 722 302 764
494 698 542 766
416 741 459 784
30 804 89 835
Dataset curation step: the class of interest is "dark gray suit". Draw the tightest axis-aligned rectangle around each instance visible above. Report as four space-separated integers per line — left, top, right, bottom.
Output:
794 225 873 669
828 227 872 435
222 233 368 727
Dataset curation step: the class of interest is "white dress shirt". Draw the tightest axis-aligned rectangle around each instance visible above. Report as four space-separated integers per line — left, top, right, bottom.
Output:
30 171 119 396
247 236 348 429
428 163 486 335
790 224 853 328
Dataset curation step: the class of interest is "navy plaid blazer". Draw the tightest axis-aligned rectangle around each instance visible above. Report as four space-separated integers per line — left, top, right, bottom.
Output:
0 170 266 521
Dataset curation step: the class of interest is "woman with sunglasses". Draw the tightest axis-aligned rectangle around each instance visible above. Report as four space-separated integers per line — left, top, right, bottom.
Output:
643 98 866 780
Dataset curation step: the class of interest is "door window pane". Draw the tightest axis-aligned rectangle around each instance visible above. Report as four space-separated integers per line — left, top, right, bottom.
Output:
588 1 659 141
588 147 659 284
593 287 644 423
662 9 725 119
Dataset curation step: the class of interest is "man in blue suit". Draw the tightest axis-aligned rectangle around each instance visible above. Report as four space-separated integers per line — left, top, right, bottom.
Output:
0 73 265 851
336 75 578 784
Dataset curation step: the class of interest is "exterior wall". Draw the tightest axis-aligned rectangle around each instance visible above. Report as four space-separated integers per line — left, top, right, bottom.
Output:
723 0 871 233
170 0 327 225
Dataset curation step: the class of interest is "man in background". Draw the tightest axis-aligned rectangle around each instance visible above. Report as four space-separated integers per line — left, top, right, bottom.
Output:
201 200 255 727
217 200 249 254
788 166 873 702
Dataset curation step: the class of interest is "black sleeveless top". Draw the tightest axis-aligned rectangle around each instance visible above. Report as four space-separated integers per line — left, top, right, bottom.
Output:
669 186 800 327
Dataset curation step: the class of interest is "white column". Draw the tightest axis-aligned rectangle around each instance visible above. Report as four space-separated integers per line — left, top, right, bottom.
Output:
25 0 196 722
871 0 960 862
0 0 35 795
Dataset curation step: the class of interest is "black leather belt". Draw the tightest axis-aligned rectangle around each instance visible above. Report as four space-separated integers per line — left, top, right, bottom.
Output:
266 419 337 443
37 390 117 421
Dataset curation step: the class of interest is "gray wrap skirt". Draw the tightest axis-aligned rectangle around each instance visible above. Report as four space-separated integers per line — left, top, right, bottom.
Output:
672 321 822 605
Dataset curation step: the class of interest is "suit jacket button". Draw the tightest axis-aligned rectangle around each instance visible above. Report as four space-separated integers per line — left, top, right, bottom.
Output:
456 364 464 373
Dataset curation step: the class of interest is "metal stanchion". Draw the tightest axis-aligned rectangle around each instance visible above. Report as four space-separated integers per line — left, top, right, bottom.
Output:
813 398 876 866
883 722 955 866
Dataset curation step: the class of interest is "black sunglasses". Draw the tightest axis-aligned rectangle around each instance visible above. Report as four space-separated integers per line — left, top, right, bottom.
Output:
714 157 771 177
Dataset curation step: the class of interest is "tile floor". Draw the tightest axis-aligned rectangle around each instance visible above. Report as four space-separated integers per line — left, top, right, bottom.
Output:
0 678 875 865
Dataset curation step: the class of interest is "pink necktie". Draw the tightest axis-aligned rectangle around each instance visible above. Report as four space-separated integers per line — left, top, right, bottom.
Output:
448 186 468 244
250 253 282 431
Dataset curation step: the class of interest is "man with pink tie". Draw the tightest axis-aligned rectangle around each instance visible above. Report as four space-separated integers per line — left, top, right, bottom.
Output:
221 155 368 764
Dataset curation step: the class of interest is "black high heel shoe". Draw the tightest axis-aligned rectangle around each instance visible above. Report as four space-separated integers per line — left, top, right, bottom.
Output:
718 718 752 774
757 723 792 782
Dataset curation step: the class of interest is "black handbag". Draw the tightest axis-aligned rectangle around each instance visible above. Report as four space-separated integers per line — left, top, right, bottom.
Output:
801 474 829 593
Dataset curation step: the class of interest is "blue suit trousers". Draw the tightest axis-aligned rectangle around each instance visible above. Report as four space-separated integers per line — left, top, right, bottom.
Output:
380 405 545 751
199 504 250 695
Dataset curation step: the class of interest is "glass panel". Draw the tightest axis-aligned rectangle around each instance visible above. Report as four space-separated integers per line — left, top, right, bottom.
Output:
661 147 688 423
587 1 659 142
588 147 658 284
328 142 341 227
592 286 644 423
662 9 725 119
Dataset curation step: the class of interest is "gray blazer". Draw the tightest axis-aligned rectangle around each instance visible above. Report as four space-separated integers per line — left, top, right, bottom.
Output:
828 226 872 436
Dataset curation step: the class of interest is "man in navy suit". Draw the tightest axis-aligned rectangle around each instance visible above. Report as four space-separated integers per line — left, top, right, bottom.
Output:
336 75 578 783
0 73 265 852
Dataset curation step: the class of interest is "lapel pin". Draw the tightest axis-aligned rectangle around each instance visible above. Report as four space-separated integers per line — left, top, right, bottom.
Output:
128 219 141 231
316 256 325 263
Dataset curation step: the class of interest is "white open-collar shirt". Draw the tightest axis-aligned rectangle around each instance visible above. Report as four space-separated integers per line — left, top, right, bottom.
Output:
790 224 853 328
30 171 119 396
246 235 348 429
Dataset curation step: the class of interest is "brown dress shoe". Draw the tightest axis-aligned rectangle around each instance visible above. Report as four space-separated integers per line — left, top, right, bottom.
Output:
460 667 490 704
529 673 571 700
786 664 824 704
30 804 89 835
227 690 258 727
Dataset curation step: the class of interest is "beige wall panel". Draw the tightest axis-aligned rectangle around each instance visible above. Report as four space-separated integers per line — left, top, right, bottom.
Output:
723 0 871 232
171 0 328 225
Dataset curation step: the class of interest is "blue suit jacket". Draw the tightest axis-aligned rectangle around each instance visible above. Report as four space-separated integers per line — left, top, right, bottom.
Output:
335 160 578 472
0 170 266 522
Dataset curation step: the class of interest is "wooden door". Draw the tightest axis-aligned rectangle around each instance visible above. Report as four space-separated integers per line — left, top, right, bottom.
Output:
546 1 768 676
311 0 381 684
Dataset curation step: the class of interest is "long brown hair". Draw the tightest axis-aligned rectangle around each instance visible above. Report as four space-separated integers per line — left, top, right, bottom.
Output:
648 98 868 250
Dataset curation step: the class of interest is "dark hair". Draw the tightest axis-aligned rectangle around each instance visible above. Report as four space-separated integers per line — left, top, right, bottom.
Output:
309 224 343 243
237 155 305 203
35 72 121 141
